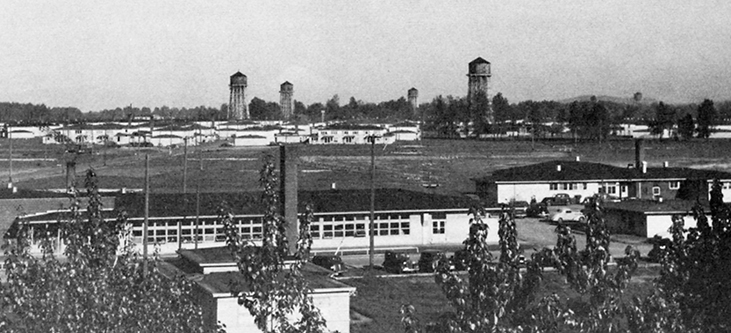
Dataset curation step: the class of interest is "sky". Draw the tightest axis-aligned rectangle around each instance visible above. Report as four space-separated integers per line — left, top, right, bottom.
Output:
1 0 730 111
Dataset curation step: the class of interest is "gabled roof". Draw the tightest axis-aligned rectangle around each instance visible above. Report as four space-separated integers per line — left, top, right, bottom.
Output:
478 160 731 183
470 57 490 65
113 188 477 218
603 199 708 215
230 71 246 77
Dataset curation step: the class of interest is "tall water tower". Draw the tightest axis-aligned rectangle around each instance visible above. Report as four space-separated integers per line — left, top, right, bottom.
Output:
280 81 294 120
467 57 491 102
407 87 418 114
229 72 248 120
467 57 492 122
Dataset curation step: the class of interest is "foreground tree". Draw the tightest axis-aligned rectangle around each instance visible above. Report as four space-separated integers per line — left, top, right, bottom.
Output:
401 198 645 332
0 169 212 332
221 154 327 333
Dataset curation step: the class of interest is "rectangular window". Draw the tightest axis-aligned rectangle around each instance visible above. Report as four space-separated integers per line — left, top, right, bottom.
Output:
607 186 617 194
433 221 445 234
550 183 558 191
669 181 680 190
401 222 410 235
583 183 588 190
323 225 333 238
310 225 320 238
652 186 661 196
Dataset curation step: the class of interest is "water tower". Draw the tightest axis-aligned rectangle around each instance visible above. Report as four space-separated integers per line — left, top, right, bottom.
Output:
229 72 248 120
280 81 294 120
407 87 418 114
467 57 493 122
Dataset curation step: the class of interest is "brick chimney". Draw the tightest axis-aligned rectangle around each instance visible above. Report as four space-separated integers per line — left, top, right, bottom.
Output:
279 145 299 255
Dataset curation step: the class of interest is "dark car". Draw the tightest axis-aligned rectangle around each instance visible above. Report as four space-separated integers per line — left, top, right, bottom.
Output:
509 201 530 219
526 203 549 218
418 250 447 273
382 251 417 274
311 255 345 272
451 249 470 271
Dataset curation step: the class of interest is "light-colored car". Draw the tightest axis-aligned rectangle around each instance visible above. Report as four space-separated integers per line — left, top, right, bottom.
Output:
549 207 585 224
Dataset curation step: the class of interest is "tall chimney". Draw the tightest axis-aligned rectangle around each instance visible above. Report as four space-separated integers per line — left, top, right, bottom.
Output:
641 161 647 174
279 145 299 255
635 139 644 169
66 161 77 192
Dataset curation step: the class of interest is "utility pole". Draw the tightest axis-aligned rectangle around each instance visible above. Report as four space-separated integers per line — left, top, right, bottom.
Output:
369 135 376 268
7 124 12 188
179 137 188 251
194 144 202 249
143 154 149 277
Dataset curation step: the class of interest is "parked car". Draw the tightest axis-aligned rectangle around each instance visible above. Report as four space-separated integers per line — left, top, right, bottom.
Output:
541 193 571 206
527 203 549 218
451 249 470 271
647 236 672 263
382 251 417 274
549 207 585 224
311 255 345 272
508 201 530 219
418 250 449 272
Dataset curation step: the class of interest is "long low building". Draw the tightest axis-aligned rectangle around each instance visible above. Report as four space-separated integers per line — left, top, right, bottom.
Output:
6 188 499 255
474 160 731 205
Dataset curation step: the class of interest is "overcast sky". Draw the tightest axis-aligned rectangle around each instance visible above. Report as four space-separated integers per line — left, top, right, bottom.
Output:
1 1 730 111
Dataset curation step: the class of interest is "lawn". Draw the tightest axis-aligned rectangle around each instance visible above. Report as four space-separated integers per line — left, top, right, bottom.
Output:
8 137 731 195
346 265 659 333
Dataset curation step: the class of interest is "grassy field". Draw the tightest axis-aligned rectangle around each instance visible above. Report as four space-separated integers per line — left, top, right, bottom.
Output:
346 266 659 333
5 137 731 195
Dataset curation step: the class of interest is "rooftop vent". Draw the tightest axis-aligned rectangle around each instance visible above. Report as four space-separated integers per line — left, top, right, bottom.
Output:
642 161 647 174
557 164 562 172
663 161 669 168
575 156 580 162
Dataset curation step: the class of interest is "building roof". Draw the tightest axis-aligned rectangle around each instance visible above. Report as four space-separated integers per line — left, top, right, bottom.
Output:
322 124 383 131
231 71 246 78
112 188 477 218
470 57 490 65
603 199 708 215
477 160 731 183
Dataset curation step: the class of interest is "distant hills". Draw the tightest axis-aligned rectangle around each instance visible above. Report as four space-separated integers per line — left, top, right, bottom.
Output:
558 95 659 105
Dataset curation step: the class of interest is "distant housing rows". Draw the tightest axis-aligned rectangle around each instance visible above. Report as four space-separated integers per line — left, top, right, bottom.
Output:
4 120 421 147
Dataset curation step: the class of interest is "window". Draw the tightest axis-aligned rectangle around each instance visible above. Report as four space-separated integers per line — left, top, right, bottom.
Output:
607 185 617 194
433 221 445 234
652 186 661 196
550 183 558 191
669 181 680 190
583 183 588 190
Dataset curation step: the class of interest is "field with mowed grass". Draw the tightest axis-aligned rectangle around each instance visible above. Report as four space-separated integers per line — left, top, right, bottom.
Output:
6 137 731 194
346 265 659 333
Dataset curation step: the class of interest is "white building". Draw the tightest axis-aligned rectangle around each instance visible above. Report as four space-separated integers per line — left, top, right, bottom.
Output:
173 247 355 333
9 189 500 256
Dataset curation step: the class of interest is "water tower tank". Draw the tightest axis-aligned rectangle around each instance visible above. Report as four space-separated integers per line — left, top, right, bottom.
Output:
230 72 247 86
468 57 491 76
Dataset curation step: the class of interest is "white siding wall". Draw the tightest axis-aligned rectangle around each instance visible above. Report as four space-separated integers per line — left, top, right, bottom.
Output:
497 182 602 203
645 214 698 238
215 291 353 333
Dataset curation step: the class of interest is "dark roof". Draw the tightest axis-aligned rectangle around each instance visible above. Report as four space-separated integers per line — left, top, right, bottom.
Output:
231 71 246 77
180 247 235 265
603 199 708 214
323 124 383 131
479 160 731 183
195 264 352 294
281 81 292 86
0 189 70 199
152 134 182 139
408 87 418 92
470 57 490 64
112 188 476 218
